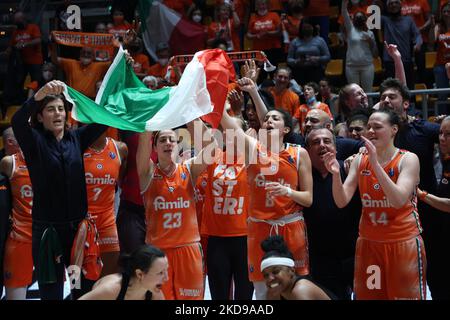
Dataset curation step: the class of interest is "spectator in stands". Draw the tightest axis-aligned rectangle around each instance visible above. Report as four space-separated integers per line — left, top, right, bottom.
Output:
26 62 57 98
401 0 432 85
163 0 195 17
294 82 332 134
281 0 305 43
342 0 378 93
5 11 43 99
207 3 241 51
126 37 150 79
338 83 369 122
142 76 158 90
319 79 338 117
381 0 422 89
93 22 114 62
108 9 133 40
338 0 370 38
268 67 300 116
148 42 179 87
347 110 369 140
188 5 208 31
287 19 330 84
430 3 450 102
247 0 282 67
51 45 112 99
334 122 349 138
302 0 330 41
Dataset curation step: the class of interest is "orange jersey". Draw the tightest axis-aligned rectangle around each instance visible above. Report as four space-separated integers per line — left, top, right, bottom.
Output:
194 171 208 230
201 152 249 237
9 153 33 243
143 163 200 249
247 143 303 221
84 138 121 230
358 150 422 242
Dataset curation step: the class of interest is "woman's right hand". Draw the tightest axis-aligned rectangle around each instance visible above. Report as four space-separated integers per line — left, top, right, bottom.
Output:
34 80 66 101
323 151 340 175
237 77 257 93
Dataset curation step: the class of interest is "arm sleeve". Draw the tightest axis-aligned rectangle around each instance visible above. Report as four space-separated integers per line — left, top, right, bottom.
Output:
11 98 40 159
411 17 423 47
318 38 331 63
424 121 440 143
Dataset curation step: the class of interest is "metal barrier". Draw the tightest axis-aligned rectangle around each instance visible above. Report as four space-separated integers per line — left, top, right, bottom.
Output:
366 87 450 119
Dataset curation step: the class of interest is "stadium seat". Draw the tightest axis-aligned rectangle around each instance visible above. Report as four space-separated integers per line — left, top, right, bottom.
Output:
23 74 31 90
425 52 437 70
325 59 343 77
373 57 383 74
330 6 339 20
0 105 20 127
414 83 427 103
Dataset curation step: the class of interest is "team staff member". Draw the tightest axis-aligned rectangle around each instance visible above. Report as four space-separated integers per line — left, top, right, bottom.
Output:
136 120 213 300
325 109 425 299
0 128 33 300
201 117 253 300
84 132 128 277
220 77 313 300
11 80 108 300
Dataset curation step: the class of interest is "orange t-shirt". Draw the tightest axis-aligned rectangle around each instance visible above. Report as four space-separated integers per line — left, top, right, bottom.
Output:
148 63 178 85
269 87 300 117
59 58 110 98
163 0 193 16
201 152 249 237
10 23 43 65
142 163 200 249
132 53 150 76
9 153 33 243
358 150 422 242
84 138 121 230
294 102 333 133
338 5 369 25
248 12 281 50
401 0 431 42
247 143 303 220
436 31 450 66
283 15 302 41
303 0 330 17
194 171 208 229
207 19 241 51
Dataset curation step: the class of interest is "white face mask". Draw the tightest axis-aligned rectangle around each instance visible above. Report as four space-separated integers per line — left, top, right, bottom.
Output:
42 71 53 81
192 15 202 23
158 58 169 66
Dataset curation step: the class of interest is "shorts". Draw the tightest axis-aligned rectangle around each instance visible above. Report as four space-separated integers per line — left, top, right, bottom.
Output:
97 225 120 253
247 218 309 282
354 236 427 300
161 242 205 300
3 237 34 288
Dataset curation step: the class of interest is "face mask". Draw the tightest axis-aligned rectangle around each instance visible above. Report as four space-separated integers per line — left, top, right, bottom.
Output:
258 10 268 16
354 16 367 28
158 58 168 66
16 22 25 30
306 96 317 106
192 15 202 23
80 57 92 66
42 71 53 81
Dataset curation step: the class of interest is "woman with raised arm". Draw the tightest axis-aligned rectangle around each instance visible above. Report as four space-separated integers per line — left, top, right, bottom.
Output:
323 109 425 300
11 80 108 300
220 77 313 300
136 120 213 300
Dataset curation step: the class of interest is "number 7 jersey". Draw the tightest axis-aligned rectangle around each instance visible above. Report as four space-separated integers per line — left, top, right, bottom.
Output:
142 163 200 249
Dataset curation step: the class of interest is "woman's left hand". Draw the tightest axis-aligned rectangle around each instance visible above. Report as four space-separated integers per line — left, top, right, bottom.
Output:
361 136 378 166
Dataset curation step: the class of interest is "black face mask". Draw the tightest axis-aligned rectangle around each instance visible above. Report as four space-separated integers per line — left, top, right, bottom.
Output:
354 17 367 28
16 22 25 30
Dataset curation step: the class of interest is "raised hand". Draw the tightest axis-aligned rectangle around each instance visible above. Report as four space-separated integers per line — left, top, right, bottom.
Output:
241 59 260 83
227 89 244 115
34 80 66 101
384 41 401 60
237 77 257 93
323 151 340 175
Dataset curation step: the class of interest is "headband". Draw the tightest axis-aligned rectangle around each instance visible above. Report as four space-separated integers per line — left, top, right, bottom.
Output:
260 257 295 271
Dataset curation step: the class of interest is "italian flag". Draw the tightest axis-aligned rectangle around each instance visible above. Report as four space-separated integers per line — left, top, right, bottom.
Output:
138 0 207 61
66 46 234 131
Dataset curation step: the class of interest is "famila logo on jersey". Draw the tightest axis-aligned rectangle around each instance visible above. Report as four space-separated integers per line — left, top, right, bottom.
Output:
20 185 33 198
153 196 190 211
85 173 116 185
361 193 392 208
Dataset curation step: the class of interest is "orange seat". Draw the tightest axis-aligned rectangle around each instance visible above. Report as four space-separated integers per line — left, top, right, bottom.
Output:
426 52 437 70
325 59 343 77
0 105 21 127
373 57 383 74
414 83 427 103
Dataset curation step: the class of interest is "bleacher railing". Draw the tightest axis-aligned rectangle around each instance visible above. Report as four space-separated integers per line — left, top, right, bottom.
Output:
366 88 450 119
